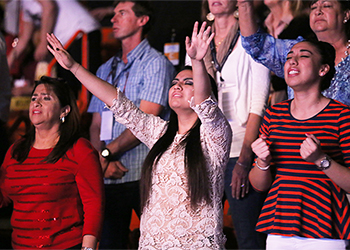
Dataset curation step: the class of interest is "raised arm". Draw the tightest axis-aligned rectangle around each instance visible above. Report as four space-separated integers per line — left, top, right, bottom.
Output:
46 33 116 107
185 22 214 105
236 0 258 37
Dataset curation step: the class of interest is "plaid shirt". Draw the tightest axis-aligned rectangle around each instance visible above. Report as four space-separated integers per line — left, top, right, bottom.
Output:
88 39 175 184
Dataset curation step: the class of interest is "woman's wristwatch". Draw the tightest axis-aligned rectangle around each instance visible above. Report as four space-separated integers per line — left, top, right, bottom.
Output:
317 155 332 170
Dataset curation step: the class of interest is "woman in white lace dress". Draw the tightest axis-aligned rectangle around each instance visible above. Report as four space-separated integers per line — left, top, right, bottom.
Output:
47 22 232 249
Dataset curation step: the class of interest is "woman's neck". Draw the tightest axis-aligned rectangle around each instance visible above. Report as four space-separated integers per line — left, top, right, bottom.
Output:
176 112 198 135
33 128 60 149
214 14 238 40
317 31 348 65
291 90 329 120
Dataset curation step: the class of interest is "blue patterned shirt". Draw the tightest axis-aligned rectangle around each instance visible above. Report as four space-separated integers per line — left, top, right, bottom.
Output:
88 39 175 184
241 31 350 106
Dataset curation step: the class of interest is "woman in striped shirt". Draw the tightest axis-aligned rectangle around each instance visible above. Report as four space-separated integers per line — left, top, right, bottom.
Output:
250 40 350 249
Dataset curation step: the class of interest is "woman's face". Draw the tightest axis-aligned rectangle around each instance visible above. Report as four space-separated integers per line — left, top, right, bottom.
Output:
284 41 327 91
168 70 194 111
207 0 236 16
29 84 64 129
309 0 348 35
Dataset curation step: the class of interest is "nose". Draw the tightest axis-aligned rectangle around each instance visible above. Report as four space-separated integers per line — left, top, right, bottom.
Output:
111 13 117 23
33 98 41 107
314 5 322 16
173 83 182 90
288 56 298 66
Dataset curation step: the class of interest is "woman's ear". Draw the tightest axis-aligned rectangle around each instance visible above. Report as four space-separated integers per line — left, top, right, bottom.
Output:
60 105 71 118
344 9 350 23
319 64 330 77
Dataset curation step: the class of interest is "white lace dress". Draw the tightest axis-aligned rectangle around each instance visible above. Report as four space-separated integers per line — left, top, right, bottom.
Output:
109 90 232 249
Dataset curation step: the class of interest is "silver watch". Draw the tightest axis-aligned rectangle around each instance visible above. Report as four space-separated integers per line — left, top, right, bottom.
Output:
318 155 331 170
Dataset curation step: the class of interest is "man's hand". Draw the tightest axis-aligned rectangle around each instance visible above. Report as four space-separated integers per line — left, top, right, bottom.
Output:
104 161 129 179
231 162 250 199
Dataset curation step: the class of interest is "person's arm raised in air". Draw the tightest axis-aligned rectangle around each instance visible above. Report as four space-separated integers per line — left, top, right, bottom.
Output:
236 0 258 37
185 21 215 105
46 33 116 107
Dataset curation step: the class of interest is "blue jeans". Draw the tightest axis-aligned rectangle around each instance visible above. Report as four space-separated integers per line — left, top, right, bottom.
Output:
99 181 141 249
224 157 267 249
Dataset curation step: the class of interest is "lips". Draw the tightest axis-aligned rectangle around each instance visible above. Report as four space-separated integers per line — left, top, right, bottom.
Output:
288 68 300 76
172 92 182 98
32 109 41 114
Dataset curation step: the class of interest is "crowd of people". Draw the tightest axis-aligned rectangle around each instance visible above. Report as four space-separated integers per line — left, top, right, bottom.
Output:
0 0 350 249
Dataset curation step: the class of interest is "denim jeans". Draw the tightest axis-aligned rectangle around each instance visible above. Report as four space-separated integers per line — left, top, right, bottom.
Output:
99 181 141 249
224 157 267 249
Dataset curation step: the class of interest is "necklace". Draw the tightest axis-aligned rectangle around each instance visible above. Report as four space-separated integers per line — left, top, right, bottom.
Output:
342 40 350 61
215 38 225 49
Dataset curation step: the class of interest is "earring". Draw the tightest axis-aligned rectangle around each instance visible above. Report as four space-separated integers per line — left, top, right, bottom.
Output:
233 9 239 19
344 18 348 23
60 116 65 123
206 12 215 21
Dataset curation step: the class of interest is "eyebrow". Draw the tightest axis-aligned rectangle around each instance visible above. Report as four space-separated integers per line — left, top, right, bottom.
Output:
287 49 313 55
173 77 193 81
32 93 50 96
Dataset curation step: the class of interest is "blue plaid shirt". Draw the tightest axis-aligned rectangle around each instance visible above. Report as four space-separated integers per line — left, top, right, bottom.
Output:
88 39 175 184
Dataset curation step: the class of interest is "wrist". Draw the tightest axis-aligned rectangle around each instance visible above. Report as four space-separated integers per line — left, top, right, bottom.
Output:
316 155 332 170
81 247 94 250
236 161 250 168
255 159 270 171
71 62 80 75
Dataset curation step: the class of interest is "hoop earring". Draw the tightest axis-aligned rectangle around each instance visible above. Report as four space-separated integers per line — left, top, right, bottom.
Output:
206 12 215 21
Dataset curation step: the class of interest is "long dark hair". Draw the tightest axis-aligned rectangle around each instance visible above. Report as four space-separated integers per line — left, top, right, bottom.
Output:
11 76 81 163
140 69 212 211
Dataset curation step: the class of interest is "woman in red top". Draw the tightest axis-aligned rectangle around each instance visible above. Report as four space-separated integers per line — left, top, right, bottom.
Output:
0 76 104 249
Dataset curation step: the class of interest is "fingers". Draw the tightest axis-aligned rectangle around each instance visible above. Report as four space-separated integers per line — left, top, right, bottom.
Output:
185 36 191 51
192 21 199 39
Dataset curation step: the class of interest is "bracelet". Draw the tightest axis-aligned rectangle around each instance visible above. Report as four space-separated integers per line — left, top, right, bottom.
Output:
81 247 94 250
236 161 249 168
255 159 270 171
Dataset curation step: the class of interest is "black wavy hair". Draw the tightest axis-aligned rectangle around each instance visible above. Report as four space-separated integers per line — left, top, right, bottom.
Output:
11 76 81 163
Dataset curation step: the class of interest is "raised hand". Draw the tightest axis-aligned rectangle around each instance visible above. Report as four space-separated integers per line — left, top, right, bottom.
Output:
186 21 214 61
46 33 78 72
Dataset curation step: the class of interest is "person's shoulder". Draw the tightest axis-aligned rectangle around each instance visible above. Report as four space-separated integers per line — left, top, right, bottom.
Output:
73 138 97 153
329 99 350 112
141 40 171 62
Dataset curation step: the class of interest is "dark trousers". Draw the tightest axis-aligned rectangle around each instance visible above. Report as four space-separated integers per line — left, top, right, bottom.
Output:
224 157 267 249
99 181 141 249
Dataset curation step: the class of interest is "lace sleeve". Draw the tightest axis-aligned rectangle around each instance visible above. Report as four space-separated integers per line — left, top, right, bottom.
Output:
108 89 168 149
241 30 303 78
190 97 232 169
